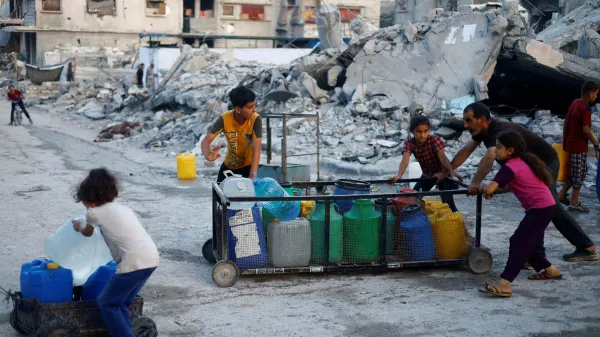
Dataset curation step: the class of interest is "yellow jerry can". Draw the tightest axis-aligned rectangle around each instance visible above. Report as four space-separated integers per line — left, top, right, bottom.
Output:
176 152 197 180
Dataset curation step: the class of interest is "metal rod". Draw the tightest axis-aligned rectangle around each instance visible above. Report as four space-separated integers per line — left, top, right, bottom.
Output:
476 193 483 248
284 152 319 157
266 116 272 164
316 111 320 180
282 114 288 181
324 200 331 266
379 198 387 264
212 187 218 261
264 113 319 118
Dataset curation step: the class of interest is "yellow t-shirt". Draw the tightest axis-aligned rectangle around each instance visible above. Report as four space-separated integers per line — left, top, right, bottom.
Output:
208 110 262 169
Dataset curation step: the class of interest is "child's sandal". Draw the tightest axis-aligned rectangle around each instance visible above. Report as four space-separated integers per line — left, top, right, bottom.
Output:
568 202 590 213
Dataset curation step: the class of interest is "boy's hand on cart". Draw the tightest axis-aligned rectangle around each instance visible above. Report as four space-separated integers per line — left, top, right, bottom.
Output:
204 145 221 161
468 183 480 196
250 172 258 180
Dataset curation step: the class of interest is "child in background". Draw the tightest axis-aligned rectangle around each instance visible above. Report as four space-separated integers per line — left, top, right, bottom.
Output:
558 81 600 212
479 131 561 298
73 168 159 337
391 115 463 211
7 84 32 125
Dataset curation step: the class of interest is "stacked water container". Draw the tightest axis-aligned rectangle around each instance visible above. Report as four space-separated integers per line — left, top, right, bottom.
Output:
221 171 268 269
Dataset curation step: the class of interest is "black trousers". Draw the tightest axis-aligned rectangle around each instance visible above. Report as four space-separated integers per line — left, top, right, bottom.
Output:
216 163 251 183
413 177 459 212
536 159 594 255
11 101 31 123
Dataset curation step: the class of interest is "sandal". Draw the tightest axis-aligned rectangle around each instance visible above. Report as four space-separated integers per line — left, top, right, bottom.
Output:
478 282 512 298
568 202 590 213
528 272 563 281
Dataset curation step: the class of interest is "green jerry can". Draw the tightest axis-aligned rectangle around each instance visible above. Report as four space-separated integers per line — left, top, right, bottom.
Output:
343 199 381 263
307 201 343 264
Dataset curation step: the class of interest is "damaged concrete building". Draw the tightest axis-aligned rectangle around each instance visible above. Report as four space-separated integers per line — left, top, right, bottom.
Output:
0 0 182 65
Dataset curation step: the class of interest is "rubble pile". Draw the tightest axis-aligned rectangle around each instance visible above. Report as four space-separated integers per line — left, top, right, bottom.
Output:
30 4 599 185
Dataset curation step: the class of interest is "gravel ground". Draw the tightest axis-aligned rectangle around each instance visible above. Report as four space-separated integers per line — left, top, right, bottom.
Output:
0 103 599 337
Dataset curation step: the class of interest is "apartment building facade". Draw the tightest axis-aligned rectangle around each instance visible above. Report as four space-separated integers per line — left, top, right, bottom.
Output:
2 0 182 65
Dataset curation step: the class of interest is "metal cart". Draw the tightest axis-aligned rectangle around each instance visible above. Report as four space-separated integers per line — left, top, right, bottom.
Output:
202 178 492 288
7 288 157 337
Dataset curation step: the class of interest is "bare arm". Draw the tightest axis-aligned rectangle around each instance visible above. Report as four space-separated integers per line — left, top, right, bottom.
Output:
250 136 261 179
451 139 480 169
471 146 497 186
583 125 600 147
482 181 499 200
436 149 462 181
392 151 412 181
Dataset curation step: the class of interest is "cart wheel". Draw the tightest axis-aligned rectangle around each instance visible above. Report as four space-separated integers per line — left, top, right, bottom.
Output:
10 309 27 335
467 248 493 274
212 260 240 288
131 315 158 337
202 238 216 263
35 317 80 337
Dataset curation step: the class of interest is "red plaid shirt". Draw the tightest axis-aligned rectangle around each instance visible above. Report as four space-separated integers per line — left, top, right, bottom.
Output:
403 135 446 177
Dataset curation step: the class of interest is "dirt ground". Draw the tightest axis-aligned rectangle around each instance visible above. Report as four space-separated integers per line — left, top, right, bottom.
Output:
0 102 599 337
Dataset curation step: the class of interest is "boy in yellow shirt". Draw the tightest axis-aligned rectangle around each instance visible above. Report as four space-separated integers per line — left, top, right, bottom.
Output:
201 86 262 182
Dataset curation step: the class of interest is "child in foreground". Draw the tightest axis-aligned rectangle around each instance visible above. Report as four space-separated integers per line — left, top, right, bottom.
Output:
391 115 463 211
479 131 561 298
73 168 159 336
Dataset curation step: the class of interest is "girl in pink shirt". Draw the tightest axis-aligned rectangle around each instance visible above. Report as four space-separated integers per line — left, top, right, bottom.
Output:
479 131 561 298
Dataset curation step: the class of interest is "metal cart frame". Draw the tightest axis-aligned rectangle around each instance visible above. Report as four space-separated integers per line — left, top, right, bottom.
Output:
204 178 492 287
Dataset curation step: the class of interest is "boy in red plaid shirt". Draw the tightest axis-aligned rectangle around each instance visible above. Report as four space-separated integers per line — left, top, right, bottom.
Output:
392 115 463 211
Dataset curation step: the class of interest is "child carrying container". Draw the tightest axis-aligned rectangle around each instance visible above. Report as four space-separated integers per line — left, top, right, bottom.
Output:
391 115 463 212
479 131 562 298
72 168 159 337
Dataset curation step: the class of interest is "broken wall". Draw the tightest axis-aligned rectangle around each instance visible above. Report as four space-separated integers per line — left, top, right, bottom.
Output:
343 12 505 111
536 0 600 50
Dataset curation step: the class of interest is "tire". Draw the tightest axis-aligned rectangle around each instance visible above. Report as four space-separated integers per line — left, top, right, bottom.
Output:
212 260 240 288
202 238 216 263
467 248 493 274
35 317 80 337
131 315 158 337
10 309 27 335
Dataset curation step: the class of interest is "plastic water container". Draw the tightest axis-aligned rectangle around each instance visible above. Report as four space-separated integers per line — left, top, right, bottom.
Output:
429 212 468 260
253 178 300 221
220 170 256 210
227 205 268 269
307 202 343 263
20 259 73 304
177 152 197 180
333 179 371 215
343 199 381 263
268 218 311 268
81 261 118 301
552 143 570 183
44 216 113 286
374 199 397 254
400 205 436 261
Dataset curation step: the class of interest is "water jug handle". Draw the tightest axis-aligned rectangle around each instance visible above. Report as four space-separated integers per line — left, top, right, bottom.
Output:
223 170 242 178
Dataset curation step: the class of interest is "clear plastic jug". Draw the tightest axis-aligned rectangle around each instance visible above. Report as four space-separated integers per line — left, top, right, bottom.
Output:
44 216 113 286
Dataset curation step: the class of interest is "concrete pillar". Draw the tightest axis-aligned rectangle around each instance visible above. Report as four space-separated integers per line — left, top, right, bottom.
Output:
316 4 344 49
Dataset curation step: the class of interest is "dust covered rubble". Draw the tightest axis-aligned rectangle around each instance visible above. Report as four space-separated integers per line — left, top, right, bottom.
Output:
31 8 599 186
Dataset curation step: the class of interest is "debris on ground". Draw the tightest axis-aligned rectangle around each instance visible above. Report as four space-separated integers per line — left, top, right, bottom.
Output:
18 3 599 189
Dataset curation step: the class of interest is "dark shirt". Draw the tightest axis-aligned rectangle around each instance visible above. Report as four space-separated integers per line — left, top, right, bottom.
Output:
563 99 592 153
136 68 144 85
472 118 558 165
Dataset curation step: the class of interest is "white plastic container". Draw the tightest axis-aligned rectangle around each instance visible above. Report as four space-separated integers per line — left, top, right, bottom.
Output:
44 216 113 286
268 218 311 268
220 170 256 210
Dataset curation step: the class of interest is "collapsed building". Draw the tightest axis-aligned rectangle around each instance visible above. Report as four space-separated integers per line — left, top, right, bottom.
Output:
21 0 600 185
